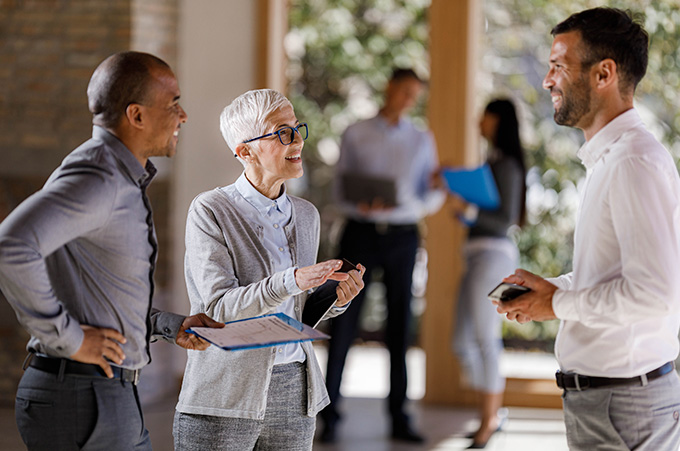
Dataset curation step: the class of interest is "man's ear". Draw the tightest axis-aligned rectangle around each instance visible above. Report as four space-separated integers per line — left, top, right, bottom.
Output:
594 58 617 89
125 103 145 130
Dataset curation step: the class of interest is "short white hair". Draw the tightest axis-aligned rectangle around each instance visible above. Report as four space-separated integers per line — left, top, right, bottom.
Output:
219 89 293 165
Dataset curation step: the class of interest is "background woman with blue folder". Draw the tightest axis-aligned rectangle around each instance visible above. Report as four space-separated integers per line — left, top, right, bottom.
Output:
450 98 527 449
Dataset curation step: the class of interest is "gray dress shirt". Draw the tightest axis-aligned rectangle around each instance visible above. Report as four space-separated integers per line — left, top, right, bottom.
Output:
0 126 184 370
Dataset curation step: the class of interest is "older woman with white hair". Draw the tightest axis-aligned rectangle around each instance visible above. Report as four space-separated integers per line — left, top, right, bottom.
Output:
173 89 365 450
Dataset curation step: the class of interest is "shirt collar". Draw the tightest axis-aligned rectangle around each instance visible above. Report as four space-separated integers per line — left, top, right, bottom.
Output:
92 125 156 187
235 172 289 217
375 113 407 130
577 108 642 169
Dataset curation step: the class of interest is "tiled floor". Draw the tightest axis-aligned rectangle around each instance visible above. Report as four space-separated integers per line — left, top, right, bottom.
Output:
0 345 568 450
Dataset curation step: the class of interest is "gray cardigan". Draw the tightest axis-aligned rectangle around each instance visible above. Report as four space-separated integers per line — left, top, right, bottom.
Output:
176 184 339 419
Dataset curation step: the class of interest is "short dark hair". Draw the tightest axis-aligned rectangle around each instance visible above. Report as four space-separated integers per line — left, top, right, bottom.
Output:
87 51 170 129
390 67 424 84
551 7 648 91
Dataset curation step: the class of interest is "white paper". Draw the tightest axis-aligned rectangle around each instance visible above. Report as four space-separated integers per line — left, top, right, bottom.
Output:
190 315 312 349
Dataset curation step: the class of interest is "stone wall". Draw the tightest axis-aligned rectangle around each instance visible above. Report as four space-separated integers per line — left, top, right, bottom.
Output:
0 0 133 176
0 0 178 405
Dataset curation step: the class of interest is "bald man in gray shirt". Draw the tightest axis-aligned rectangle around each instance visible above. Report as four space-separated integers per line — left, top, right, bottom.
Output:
0 51 222 450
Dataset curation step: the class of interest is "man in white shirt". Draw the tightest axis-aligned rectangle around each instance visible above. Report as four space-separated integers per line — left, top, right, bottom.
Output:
496 7 680 450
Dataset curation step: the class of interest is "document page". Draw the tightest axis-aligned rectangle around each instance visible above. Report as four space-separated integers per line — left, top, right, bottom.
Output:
189 313 329 350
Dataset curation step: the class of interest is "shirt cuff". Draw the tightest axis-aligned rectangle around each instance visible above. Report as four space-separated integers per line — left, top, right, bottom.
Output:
332 301 350 313
284 267 304 296
51 322 86 358
151 310 186 344
551 289 579 321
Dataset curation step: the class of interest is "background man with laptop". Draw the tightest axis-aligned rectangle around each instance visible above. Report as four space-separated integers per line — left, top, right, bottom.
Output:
320 67 445 443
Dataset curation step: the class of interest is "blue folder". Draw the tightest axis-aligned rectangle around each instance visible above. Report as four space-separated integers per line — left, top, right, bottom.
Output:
442 164 500 210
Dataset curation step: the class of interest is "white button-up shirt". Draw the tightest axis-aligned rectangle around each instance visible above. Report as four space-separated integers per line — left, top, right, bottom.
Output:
550 108 680 377
334 115 445 225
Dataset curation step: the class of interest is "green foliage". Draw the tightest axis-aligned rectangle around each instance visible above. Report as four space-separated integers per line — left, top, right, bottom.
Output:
484 0 680 277
484 0 680 343
286 0 431 210
287 0 432 263
287 0 680 344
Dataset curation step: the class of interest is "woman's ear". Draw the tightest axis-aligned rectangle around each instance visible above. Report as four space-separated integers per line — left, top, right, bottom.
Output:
235 143 250 161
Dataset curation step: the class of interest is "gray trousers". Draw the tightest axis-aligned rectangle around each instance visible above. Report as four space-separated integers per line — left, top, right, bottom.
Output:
174 362 315 451
15 366 151 450
563 371 680 450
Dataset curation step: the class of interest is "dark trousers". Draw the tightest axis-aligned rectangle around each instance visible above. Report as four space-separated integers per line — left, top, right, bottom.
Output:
15 366 151 451
322 220 419 428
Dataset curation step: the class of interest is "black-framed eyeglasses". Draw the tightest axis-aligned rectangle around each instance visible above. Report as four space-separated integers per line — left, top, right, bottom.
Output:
242 123 309 146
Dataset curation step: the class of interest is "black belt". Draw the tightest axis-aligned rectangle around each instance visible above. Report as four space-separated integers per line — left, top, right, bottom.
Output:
27 354 140 385
556 361 674 391
349 220 418 235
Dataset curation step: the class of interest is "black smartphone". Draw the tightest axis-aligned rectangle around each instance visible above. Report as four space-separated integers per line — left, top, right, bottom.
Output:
488 282 531 302
338 258 358 273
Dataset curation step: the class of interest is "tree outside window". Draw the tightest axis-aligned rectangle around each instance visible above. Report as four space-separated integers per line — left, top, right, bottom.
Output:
286 0 680 349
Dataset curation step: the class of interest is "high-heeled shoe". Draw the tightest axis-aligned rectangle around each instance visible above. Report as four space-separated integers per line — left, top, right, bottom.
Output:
464 411 507 447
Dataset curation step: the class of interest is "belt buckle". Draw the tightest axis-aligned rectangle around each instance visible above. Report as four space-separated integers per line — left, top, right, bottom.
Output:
556 371 589 391
121 368 140 385
573 374 590 391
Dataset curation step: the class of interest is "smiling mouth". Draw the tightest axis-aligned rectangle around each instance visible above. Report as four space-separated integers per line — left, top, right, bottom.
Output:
285 154 301 162
550 89 562 107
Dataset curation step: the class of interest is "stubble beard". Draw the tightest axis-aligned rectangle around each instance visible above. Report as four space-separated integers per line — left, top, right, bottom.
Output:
554 75 592 128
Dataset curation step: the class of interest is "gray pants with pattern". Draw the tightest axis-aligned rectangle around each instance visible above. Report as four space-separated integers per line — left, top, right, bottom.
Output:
563 371 680 450
174 362 315 450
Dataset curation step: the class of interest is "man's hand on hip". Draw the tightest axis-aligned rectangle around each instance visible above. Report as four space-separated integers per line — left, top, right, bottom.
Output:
70 325 127 378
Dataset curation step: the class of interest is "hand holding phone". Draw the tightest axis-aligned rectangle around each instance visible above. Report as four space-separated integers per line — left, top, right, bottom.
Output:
338 258 358 273
488 282 531 302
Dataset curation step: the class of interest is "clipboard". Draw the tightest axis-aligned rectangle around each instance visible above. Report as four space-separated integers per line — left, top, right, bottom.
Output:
442 164 500 210
341 173 397 206
187 313 329 351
